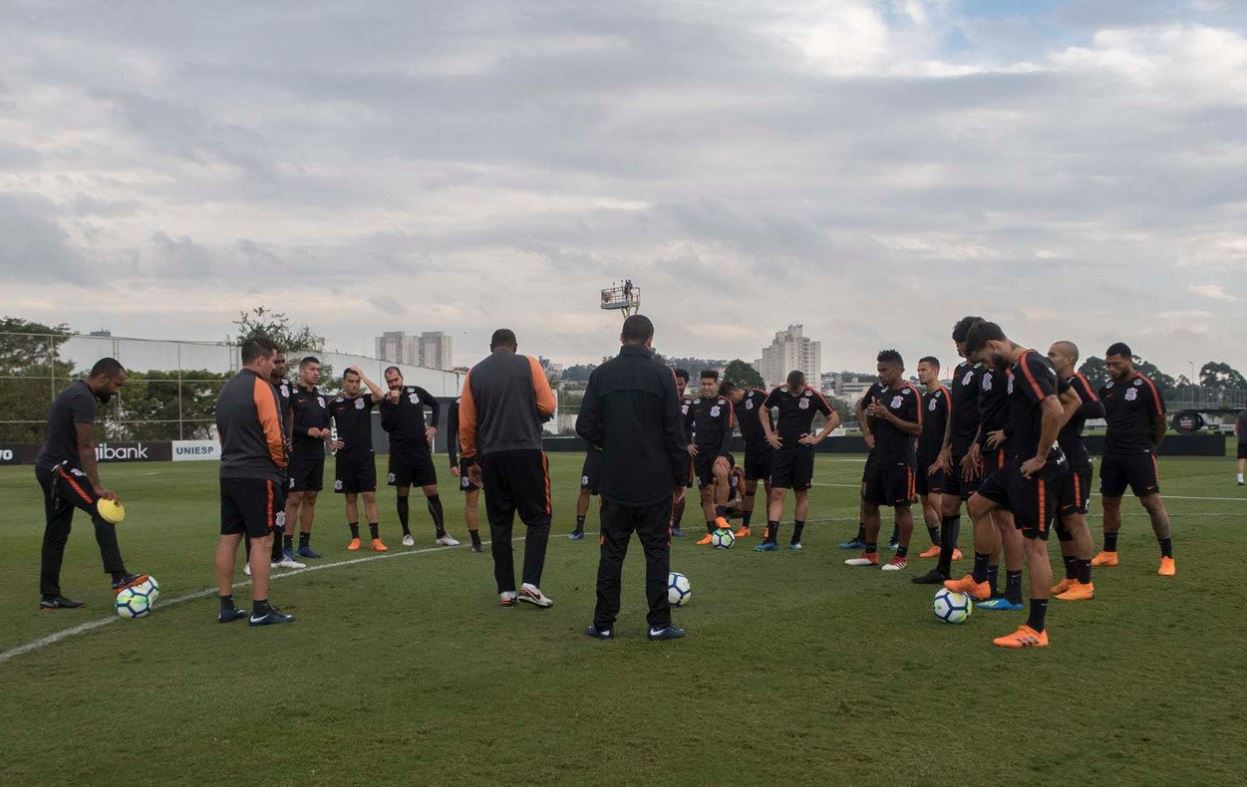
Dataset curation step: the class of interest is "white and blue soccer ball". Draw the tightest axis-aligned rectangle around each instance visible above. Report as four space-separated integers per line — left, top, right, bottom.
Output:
711 529 735 550
667 572 692 606
115 576 160 619
932 588 972 624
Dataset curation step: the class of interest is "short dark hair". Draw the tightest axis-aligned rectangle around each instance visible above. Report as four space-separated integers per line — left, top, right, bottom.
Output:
786 370 805 387
343 367 361 380
299 355 320 367
621 314 654 344
718 381 737 397
964 321 1006 354
89 357 124 378
490 329 517 350
241 337 279 364
384 365 402 377
877 349 903 367
700 369 719 381
952 316 984 343
1106 342 1133 358
674 368 690 383
919 356 940 369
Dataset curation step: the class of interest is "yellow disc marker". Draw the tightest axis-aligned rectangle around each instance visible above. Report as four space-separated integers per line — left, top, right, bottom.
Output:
97 498 126 524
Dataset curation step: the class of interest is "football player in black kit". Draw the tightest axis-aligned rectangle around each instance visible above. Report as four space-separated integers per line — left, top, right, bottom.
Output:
381 366 459 548
728 384 775 539
685 370 734 545
840 381 885 550
846 351 922 571
669 369 692 537
945 321 1079 648
1092 343 1176 577
284 356 331 560
1047 341 1102 601
330 366 387 551
914 356 951 559
914 317 982 585
445 398 485 552
757 370 839 551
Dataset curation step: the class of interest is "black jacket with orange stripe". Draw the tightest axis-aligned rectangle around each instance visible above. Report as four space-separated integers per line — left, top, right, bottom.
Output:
458 349 557 461
216 368 288 481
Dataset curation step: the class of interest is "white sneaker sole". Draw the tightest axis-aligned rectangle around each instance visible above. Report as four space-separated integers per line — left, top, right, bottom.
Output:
881 563 908 571
436 537 461 546
519 587 554 608
401 536 415 546
844 559 878 566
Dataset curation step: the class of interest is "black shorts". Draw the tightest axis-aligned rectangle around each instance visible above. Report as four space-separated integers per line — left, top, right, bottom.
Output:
743 445 774 482
982 446 1008 476
694 451 722 489
1058 461 1093 517
1237 443 1247 460
770 446 815 491
915 452 943 496
287 452 324 492
1100 451 1160 498
976 462 1060 539
683 456 694 489
580 450 604 494
388 446 438 488
457 459 480 493
942 450 980 500
334 451 377 494
863 456 915 507
221 477 282 538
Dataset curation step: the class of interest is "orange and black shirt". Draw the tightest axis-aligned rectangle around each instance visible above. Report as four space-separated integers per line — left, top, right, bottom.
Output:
1100 372 1165 454
871 383 923 461
216 368 287 481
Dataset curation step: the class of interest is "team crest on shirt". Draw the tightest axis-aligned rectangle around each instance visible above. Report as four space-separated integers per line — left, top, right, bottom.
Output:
1125 388 1138 402
1008 376 1014 395
275 512 286 528
962 370 974 385
710 405 721 417
280 385 289 398
745 399 754 410
387 472 396 483
929 398 937 412
334 479 343 491
355 398 365 410
289 477 296 489
891 395 903 409
461 476 470 489
798 398 809 410
409 393 418 404
318 396 325 408
982 375 993 392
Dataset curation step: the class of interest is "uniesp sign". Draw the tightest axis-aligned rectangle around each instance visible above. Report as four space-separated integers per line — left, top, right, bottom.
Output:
95 443 173 463
172 440 221 462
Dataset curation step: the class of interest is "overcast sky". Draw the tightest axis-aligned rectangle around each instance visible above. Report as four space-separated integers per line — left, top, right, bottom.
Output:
2 1 1246 375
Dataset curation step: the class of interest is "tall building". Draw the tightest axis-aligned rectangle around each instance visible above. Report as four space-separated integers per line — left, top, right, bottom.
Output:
375 330 454 370
758 324 821 388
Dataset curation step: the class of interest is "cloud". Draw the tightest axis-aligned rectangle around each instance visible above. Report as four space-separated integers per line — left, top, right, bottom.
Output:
0 2 1246 374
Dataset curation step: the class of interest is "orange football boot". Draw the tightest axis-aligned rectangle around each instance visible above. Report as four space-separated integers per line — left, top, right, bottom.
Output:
993 625 1049 648
943 574 992 601
347 537 361 551
1158 556 1176 576
918 545 941 559
733 526 751 539
1055 581 1094 601
371 538 388 552
952 548 964 560
1090 550 1118 567
695 533 714 545
1051 577 1076 595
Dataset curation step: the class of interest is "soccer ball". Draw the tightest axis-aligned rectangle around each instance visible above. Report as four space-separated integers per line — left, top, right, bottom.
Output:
710 528 735 550
667 572 692 606
115 576 160 619
932 588 972 624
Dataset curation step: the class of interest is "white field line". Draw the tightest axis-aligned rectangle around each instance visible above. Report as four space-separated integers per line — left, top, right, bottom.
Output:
0 539 515 667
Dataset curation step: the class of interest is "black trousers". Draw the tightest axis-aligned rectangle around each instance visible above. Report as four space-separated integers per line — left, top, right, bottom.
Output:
480 449 551 592
36 463 125 597
594 497 672 630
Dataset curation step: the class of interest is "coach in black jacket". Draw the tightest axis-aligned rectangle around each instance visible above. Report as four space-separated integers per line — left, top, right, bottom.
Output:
575 315 688 641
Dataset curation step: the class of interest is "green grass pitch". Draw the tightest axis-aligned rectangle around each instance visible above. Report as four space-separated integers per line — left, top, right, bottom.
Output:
1 454 1245 785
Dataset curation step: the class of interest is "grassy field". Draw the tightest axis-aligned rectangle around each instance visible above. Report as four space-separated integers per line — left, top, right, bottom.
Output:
1 453 1245 785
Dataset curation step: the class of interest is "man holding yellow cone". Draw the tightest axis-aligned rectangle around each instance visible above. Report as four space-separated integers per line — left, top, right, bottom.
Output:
34 358 148 610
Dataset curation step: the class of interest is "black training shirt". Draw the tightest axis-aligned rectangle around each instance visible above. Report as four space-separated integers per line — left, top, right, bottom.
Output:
330 393 376 455
1100 373 1165 454
1008 350 1059 459
918 385 949 460
734 389 772 448
36 380 97 470
380 385 441 452
763 386 833 447
290 385 330 457
685 395 734 456
872 383 922 461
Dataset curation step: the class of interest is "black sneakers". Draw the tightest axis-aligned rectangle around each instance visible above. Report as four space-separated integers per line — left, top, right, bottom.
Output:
249 606 295 626
40 595 85 610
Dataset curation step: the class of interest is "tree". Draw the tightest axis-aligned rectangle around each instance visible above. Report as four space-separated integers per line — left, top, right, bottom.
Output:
560 364 596 383
111 369 229 441
1077 356 1108 391
1199 361 1246 391
0 317 76 442
723 359 765 390
232 306 325 355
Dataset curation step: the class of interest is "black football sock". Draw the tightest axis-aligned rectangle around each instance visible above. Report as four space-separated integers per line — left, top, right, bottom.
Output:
396 496 411 536
889 526 899 544
673 499 685 528
427 495 446 537
252 598 272 616
1078 559 1093 584
742 511 753 527
283 534 294 550
1005 570 1023 604
219 594 236 613
299 532 310 549
348 521 360 539
1062 555 1077 580
575 515 586 533
469 529 482 547
865 541 878 554
244 538 252 560
706 520 716 534
792 520 805 544
368 522 379 540
765 521 779 543
271 523 284 561
936 516 959 575
972 553 991 583
987 565 1000 596
896 544 909 558
714 505 727 520
926 524 939 545
1026 599 1048 633
1159 537 1173 558
856 522 866 541
1104 532 1119 552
